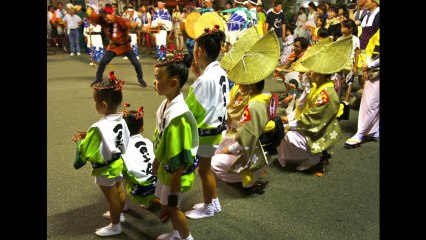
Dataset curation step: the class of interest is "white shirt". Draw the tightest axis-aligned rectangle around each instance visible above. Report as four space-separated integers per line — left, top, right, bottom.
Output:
63 14 82 30
368 58 379 69
48 11 53 21
84 24 102 37
296 13 307 27
55 8 67 19
337 35 360 61
306 11 316 27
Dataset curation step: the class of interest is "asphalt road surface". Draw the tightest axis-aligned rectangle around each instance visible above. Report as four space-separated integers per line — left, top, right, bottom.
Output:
47 51 379 240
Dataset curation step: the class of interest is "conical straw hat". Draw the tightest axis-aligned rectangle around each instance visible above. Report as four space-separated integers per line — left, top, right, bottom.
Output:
300 36 353 74
292 37 333 73
220 26 260 70
220 27 280 84
194 12 227 38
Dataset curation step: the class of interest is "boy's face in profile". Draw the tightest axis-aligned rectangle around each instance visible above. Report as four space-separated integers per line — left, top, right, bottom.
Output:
154 67 173 96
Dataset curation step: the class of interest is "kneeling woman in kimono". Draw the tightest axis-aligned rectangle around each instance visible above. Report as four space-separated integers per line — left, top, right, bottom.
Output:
276 37 354 171
211 80 270 193
211 27 281 193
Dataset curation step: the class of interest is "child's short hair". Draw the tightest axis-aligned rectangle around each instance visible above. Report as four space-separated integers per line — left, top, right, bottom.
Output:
317 15 326 28
124 110 144 136
286 27 294 35
317 27 330 38
328 23 342 40
341 19 358 36
288 79 299 89
195 26 226 61
317 3 326 13
328 5 339 15
274 1 282 7
293 37 309 50
92 72 124 111
255 80 265 92
308 2 317 11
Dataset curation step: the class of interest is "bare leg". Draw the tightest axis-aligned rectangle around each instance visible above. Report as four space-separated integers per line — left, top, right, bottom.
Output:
168 206 190 239
99 183 124 224
344 84 352 103
198 156 217 204
117 181 126 211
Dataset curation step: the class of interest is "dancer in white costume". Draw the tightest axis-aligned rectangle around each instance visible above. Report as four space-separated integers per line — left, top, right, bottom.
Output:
151 1 172 61
123 8 141 59
84 14 104 65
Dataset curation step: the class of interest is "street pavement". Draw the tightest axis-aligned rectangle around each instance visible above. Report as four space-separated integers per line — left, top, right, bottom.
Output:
47 51 379 240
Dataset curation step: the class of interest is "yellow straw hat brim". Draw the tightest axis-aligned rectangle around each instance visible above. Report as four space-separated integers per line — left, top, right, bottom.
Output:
220 27 280 84
292 37 333 73
300 36 353 74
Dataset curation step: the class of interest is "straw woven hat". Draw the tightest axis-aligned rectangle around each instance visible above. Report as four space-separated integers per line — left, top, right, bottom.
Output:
220 27 280 84
300 36 353 74
194 12 227 38
292 37 333 73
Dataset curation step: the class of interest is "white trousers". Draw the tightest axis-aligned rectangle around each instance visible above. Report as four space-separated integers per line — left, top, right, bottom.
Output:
86 34 103 49
211 153 265 187
357 78 380 137
277 130 314 167
154 30 167 47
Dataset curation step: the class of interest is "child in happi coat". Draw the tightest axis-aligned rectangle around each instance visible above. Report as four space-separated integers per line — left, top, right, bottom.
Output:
72 71 130 237
184 26 229 220
121 104 159 208
152 51 198 240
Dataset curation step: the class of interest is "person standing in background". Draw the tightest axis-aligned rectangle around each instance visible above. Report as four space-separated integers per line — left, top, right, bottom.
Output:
139 5 153 55
266 1 286 55
172 5 184 51
63 8 83 56
51 2 68 47
256 1 267 36
152 1 172 61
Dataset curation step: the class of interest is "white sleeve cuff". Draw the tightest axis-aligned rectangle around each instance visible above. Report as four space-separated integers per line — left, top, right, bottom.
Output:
368 58 380 69
289 120 298 130
228 142 243 154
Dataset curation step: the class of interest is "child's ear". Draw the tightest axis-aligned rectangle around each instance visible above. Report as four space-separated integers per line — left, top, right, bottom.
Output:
195 45 203 56
170 77 179 88
102 101 109 109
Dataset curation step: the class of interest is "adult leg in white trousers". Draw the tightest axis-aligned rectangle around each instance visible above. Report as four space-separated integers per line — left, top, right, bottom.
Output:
277 130 320 171
211 153 266 187
357 78 380 137
345 77 380 146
